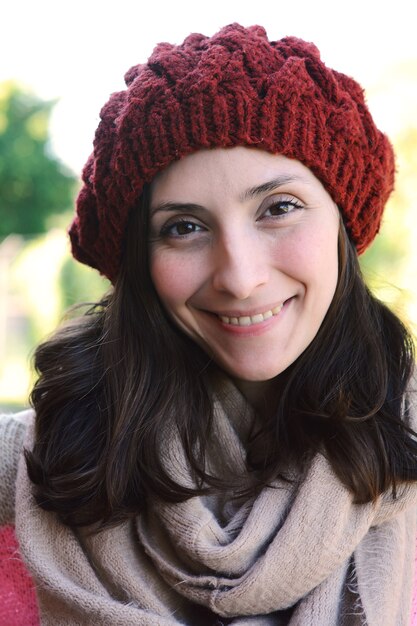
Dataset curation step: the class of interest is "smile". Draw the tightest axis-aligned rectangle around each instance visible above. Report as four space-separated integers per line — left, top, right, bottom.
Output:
218 304 284 327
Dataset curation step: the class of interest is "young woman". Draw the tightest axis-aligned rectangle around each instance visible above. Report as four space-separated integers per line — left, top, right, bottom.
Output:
1 23 417 625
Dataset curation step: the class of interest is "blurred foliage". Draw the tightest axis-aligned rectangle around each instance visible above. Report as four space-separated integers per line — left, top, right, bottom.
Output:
0 231 110 409
59 255 110 312
360 126 417 327
0 81 76 238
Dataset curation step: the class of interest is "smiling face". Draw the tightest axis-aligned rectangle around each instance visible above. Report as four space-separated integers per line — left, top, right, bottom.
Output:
149 147 340 389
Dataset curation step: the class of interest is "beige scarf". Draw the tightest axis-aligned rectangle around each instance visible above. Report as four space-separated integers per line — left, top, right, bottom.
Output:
16 382 417 625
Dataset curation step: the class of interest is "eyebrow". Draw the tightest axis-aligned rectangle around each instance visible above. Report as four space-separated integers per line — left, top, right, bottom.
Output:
150 175 301 215
150 202 207 216
240 175 300 202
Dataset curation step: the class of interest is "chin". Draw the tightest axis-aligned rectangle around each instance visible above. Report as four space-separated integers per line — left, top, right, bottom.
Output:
221 362 289 383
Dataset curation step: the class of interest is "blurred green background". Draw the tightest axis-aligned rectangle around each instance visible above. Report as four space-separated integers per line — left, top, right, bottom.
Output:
1 64 416 411
0 83 110 411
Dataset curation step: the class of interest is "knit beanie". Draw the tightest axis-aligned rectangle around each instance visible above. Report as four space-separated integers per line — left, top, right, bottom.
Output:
69 23 395 283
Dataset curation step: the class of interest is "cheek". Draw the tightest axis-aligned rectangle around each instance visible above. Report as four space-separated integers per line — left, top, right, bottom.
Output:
150 252 198 310
306 226 339 301
150 255 178 307
275 221 339 297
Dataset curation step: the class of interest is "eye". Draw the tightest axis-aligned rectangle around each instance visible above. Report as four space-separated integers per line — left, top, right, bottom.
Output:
160 218 206 238
261 196 304 218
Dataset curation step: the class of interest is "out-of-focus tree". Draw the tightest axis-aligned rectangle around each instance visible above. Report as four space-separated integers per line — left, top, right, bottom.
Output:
361 125 417 322
0 81 76 238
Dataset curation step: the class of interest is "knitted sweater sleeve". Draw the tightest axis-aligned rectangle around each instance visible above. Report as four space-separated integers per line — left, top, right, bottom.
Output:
0 411 31 526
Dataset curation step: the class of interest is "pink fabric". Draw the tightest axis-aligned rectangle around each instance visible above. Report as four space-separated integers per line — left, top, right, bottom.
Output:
0 522 416 625
0 525 39 626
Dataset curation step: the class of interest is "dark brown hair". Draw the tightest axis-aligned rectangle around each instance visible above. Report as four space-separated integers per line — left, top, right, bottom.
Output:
26 187 417 528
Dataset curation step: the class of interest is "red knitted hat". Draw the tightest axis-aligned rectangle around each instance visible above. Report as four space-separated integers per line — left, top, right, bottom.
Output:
69 23 395 283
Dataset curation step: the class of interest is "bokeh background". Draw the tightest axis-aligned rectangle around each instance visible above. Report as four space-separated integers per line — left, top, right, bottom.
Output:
1 0 416 410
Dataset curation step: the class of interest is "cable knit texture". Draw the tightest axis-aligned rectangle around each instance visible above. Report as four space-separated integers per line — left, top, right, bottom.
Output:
0 413 30 526
0 412 39 625
69 23 395 282
0 382 412 625
0 525 39 625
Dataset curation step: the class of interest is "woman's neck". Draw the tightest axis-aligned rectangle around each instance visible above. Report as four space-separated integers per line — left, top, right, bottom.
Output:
232 378 275 414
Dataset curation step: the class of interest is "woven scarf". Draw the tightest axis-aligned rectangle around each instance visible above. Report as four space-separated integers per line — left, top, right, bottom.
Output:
15 381 417 625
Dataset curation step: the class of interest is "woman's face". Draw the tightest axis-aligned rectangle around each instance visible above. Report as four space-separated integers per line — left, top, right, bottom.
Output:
149 147 340 385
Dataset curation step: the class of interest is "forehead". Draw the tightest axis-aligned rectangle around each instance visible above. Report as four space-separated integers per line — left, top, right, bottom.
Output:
150 147 323 205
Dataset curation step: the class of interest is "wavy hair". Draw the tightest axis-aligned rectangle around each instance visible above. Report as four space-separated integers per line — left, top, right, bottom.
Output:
26 187 417 528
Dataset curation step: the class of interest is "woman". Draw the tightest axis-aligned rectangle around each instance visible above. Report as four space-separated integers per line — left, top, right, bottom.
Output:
1 23 417 625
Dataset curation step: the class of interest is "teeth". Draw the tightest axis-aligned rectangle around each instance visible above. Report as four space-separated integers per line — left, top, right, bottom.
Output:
219 304 284 326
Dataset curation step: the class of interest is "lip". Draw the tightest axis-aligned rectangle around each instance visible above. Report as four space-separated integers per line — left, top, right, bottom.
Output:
210 300 291 319
208 297 294 336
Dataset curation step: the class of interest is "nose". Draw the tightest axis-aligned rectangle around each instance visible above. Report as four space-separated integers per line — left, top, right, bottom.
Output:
211 232 269 299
